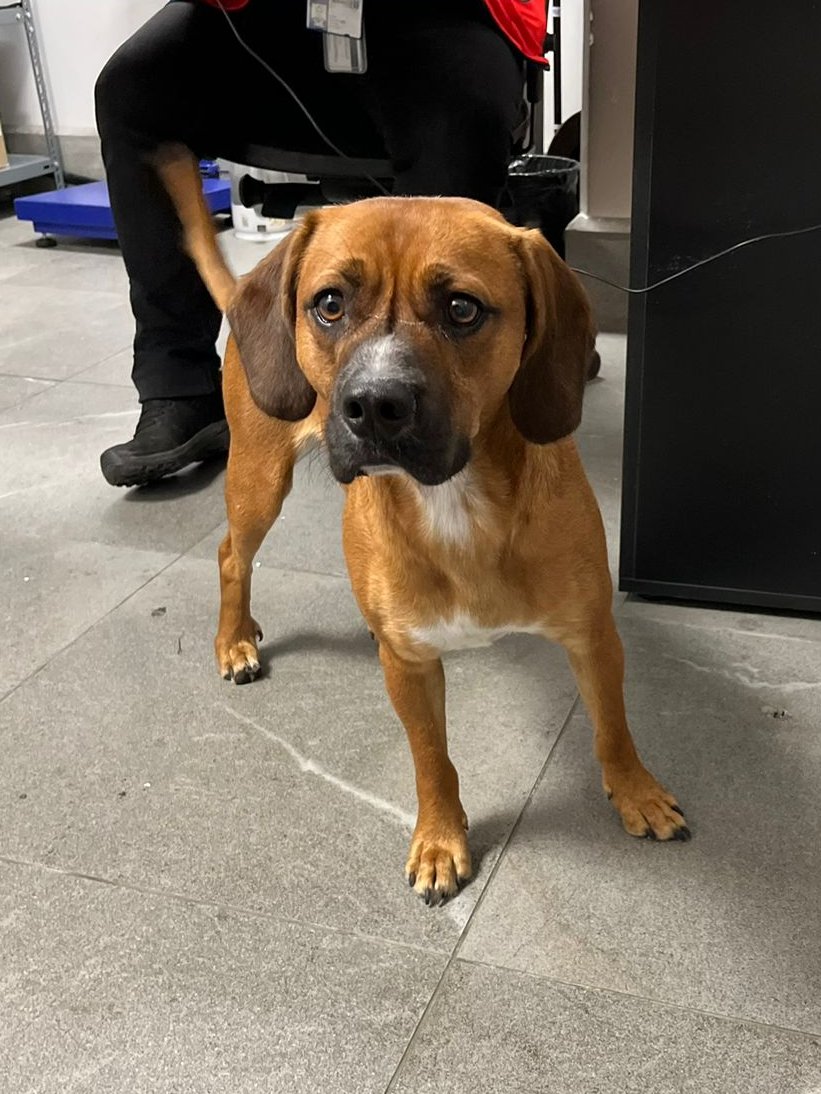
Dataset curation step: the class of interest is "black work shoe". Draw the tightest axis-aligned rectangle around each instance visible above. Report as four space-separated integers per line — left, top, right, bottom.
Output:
100 391 228 487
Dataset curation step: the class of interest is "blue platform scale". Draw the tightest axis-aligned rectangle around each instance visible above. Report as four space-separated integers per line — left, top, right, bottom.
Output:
13 166 231 242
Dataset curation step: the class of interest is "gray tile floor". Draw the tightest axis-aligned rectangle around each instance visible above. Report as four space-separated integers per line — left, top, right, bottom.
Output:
1 209 820 1093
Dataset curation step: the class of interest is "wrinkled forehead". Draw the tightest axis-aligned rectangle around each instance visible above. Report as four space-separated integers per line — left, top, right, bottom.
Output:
297 198 523 304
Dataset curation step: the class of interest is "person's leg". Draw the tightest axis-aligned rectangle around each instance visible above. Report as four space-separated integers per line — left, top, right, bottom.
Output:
365 0 524 204
95 2 240 485
96 2 228 404
95 0 376 485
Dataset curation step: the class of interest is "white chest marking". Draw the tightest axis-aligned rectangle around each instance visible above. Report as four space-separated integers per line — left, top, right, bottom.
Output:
409 614 544 653
415 468 487 548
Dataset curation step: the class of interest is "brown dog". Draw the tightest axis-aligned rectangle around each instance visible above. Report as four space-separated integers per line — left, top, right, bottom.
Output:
159 151 689 905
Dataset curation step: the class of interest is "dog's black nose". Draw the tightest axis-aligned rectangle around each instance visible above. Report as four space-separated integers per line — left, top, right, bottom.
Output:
341 378 417 441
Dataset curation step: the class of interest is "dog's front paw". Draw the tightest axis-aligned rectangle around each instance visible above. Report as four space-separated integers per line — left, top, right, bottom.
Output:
215 620 263 684
603 764 690 841
405 813 472 906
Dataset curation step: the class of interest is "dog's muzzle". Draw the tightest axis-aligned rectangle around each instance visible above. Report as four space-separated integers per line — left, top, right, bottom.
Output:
340 374 418 446
324 335 470 486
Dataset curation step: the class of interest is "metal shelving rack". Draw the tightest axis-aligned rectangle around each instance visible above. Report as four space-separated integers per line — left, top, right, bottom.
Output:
0 0 64 189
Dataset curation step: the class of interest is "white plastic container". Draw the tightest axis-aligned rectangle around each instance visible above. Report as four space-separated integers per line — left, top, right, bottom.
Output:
222 161 303 242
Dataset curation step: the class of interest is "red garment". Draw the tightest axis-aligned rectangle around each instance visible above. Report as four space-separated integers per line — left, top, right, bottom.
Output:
200 1 547 64
483 0 548 64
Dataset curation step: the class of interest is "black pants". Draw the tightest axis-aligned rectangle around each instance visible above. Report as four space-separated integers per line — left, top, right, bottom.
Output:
95 0 524 401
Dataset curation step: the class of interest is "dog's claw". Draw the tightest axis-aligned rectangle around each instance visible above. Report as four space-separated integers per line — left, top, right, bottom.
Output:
217 631 262 685
230 661 260 685
405 824 472 907
672 826 692 841
424 886 450 908
604 765 689 842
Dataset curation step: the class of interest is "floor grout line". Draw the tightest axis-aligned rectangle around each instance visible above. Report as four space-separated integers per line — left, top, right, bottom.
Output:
0 372 57 383
244 561 348 581
0 378 59 415
0 551 185 710
455 953 821 1043
183 522 349 584
64 379 132 389
0 282 129 299
61 343 134 385
0 853 448 963
0 518 357 711
447 696 582 964
0 344 134 408
383 693 582 1093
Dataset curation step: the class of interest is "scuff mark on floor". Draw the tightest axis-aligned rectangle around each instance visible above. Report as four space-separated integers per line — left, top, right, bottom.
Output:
222 704 415 828
664 655 821 692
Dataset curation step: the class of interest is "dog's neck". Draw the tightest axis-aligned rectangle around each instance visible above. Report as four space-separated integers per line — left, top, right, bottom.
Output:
411 467 489 549
364 404 554 553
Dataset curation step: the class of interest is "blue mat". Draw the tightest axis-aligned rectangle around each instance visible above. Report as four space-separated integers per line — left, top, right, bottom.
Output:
14 177 231 241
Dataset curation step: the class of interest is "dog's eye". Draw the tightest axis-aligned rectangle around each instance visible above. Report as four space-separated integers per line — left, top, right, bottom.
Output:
314 290 345 324
447 294 483 328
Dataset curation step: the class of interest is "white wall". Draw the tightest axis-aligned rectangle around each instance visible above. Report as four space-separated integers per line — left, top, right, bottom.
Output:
544 0 585 145
0 0 163 136
581 0 637 220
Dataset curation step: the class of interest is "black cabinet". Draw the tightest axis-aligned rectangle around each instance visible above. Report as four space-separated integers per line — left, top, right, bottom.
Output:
620 1 821 613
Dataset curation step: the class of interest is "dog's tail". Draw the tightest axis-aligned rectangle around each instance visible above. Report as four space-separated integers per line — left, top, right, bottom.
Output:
153 144 236 313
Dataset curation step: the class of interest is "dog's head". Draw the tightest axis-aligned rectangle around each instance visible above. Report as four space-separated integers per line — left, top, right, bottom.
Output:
228 198 595 485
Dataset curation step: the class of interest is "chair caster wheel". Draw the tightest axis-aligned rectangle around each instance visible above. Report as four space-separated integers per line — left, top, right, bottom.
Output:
35 235 58 249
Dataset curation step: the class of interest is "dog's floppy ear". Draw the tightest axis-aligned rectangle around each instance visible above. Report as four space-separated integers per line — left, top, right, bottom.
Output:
508 228 596 445
228 216 318 420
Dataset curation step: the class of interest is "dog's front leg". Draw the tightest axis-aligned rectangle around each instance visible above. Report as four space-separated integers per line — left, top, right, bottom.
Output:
563 613 690 841
215 424 300 684
378 645 471 904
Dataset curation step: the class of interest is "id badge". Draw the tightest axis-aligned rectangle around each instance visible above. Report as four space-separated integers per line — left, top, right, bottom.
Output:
307 0 363 39
322 31 367 73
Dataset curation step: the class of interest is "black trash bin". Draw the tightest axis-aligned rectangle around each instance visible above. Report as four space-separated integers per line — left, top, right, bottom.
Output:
504 154 580 258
